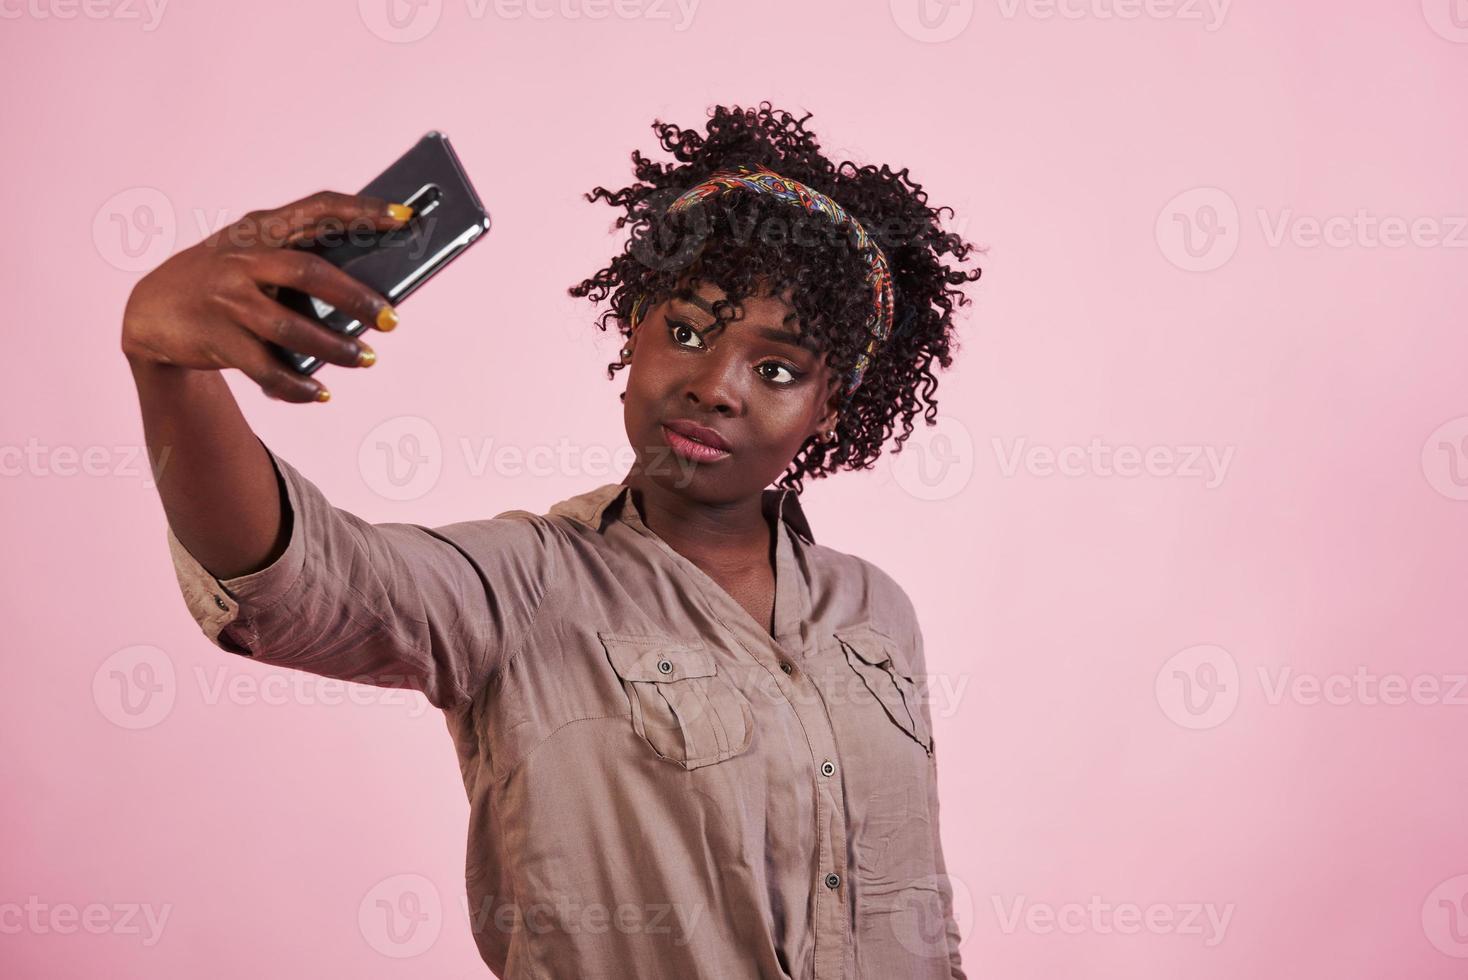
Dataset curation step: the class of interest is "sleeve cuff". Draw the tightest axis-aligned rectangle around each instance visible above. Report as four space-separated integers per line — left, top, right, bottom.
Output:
164 440 309 655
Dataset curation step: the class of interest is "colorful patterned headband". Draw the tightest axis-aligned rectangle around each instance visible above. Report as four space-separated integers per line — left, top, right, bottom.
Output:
650 162 896 400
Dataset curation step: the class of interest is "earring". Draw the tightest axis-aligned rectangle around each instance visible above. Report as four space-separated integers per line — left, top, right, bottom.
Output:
821 428 836 443
619 344 633 362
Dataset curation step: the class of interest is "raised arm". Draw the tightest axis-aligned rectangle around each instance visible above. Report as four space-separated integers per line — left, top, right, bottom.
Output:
122 190 405 580
123 192 553 711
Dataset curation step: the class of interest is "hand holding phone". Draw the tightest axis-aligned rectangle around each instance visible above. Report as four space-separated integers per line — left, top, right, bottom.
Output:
122 132 489 402
272 131 493 375
121 191 411 403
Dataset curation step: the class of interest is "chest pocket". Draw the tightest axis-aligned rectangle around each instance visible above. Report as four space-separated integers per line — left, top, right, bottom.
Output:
598 632 754 770
834 623 933 756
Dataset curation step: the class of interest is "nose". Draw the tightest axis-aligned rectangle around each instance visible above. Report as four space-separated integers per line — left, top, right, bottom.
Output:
682 348 746 416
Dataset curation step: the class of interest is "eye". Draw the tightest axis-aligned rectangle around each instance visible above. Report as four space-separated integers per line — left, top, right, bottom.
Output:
757 361 804 386
667 319 706 350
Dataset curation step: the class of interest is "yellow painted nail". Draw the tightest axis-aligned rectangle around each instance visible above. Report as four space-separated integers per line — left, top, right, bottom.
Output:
376 306 399 331
387 203 414 222
358 344 377 367
315 387 332 402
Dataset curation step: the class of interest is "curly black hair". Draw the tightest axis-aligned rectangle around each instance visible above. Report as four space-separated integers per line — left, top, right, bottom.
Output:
568 101 983 494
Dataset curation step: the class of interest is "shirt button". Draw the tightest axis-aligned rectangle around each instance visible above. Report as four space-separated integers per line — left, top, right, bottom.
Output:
824 872 841 890
820 760 836 777
779 662 793 675
212 593 228 611
657 658 673 675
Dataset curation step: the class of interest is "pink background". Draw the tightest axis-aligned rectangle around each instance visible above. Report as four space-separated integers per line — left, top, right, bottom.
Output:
5 1 1468 976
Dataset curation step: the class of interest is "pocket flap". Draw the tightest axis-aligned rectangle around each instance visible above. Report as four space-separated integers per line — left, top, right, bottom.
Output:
833 624 899 670
598 632 716 683
833 623 932 754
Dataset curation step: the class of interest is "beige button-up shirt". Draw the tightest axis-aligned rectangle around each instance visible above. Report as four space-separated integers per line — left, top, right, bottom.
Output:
165 440 967 979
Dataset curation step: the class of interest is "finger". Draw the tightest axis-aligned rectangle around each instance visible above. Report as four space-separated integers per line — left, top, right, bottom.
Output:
232 190 413 250
280 192 415 249
226 286 375 369
214 328 332 404
238 247 399 332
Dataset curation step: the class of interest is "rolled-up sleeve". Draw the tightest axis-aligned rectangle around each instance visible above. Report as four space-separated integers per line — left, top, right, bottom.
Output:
165 440 560 711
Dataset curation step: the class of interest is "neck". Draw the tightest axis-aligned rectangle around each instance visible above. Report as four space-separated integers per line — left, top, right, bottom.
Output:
622 475 772 570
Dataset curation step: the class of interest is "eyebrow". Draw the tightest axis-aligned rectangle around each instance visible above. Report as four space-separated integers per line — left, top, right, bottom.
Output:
672 293 813 352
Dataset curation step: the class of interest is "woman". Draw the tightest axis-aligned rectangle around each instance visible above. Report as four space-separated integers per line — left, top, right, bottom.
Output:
123 102 982 979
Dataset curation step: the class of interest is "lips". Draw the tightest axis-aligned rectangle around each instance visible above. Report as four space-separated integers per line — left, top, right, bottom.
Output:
662 418 733 452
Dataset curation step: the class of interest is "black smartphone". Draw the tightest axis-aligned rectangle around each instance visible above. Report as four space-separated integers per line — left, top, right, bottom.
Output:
271 131 492 375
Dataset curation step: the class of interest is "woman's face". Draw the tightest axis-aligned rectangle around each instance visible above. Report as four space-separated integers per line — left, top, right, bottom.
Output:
622 279 840 504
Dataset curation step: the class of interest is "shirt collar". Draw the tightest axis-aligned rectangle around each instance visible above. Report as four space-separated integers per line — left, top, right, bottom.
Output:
548 482 816 545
